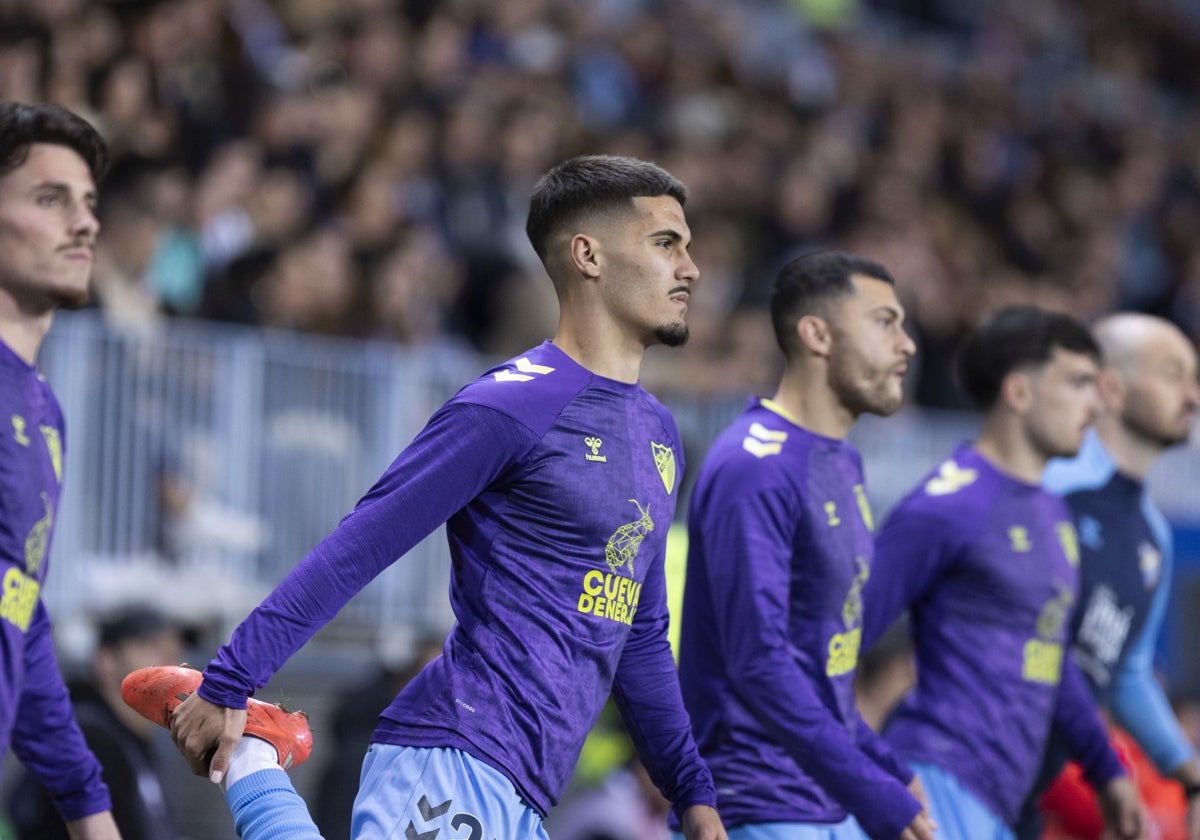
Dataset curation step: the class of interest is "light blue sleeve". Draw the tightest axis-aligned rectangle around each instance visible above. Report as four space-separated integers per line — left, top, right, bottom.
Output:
1104 514 1196 775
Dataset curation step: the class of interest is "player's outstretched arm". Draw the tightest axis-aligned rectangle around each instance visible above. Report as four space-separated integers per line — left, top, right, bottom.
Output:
65 811 121 840
679 804 727 840
170 691 248 783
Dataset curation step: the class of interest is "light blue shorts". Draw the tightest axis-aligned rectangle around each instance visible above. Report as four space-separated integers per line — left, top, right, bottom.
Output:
351 744 549 840
910 761 1014 840
672 815 864 840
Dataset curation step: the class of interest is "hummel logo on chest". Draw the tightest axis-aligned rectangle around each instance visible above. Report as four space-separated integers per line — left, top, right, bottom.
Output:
584 436 607 462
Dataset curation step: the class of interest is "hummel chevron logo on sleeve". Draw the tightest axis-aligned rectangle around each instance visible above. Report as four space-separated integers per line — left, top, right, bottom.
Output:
493 357 556 382
742 421 788 458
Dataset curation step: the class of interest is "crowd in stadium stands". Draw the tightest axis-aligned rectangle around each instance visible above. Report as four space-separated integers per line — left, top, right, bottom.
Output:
4 0 1200 407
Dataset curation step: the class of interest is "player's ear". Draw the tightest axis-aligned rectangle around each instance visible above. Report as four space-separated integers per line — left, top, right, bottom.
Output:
569 233 602 280
1096 366 1124 411
797 314 832 358
1000 370 1033 414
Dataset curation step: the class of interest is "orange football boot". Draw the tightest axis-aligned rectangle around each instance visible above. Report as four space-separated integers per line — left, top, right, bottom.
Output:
121 665 313 770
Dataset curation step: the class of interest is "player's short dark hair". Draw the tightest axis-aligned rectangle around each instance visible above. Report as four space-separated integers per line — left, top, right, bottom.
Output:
97 606 174 649
525 155 687 260
955 305 1101 410
0 101 108 183
769 250 895 356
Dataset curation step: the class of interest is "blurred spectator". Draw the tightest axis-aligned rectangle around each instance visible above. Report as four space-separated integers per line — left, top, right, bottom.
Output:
367 225 470 347
255 227 361 336
312 635 444 840
7 607 187 840
545 758 672 840
5 0 1200 394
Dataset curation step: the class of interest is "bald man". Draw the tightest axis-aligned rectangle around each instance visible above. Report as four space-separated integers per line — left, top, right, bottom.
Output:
1017 313 1200 839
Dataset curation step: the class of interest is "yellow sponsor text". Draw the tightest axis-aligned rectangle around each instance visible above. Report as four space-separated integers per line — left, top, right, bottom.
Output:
1 567 39 632
577 569 643 626
826 627 862 677
1022 639 1063 685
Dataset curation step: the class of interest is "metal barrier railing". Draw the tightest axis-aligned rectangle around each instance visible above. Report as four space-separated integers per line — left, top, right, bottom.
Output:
35 312 1200 648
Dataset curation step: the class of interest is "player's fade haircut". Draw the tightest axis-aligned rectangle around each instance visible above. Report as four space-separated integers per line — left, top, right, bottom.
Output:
770 250 896 356
525 155 687 261
955 305 1101 410
0 101 108 183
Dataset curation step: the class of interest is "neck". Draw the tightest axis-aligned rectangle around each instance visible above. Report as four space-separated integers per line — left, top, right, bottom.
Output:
552 313 645 384
769 366 855 439
0 312 53 365
973 414 1046 484
1093 415 1159 479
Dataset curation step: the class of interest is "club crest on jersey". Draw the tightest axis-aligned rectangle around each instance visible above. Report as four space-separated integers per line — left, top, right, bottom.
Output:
1139 541 1162 589
853 484 874 532
583 436 607 463
651 442 675 494
1056 522 1079 567
1078 515 1103 550
40 425 62 483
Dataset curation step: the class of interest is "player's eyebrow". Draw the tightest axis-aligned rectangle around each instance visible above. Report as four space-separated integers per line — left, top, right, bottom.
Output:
648 228 689 247
870 304 905 321
32 180 97 207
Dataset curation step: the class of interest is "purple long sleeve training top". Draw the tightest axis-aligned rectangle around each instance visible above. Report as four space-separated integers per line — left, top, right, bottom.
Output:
677 398 920 839
199 341 716 818
863 444 1126 827
0 338 110 822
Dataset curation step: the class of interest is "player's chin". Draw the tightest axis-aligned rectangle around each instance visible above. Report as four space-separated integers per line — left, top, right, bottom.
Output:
864 379 905 415
1053 434 1087 459
50 283 91 311
868 391 905 417
1158 425 1192 447
654 322 690 348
